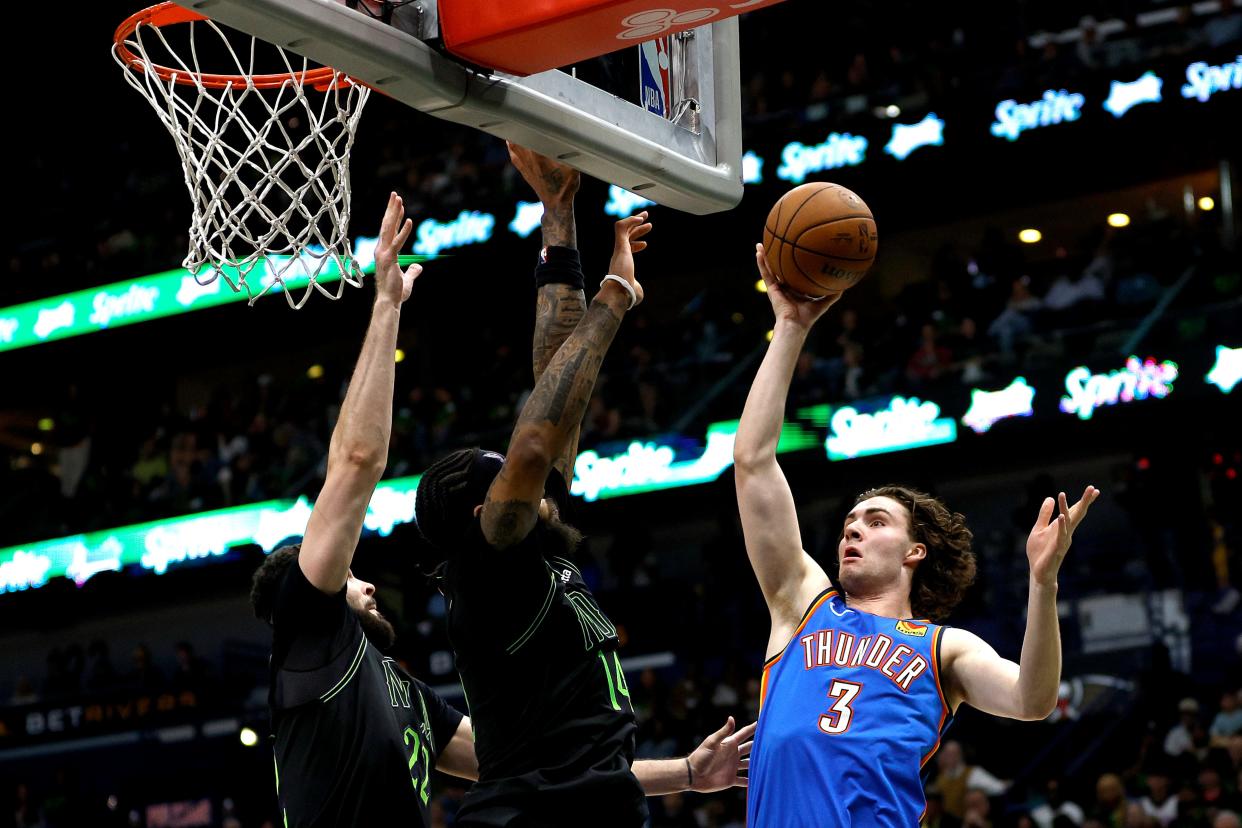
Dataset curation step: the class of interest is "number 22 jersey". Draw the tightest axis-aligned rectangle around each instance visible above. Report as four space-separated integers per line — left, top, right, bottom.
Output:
747 588 953 827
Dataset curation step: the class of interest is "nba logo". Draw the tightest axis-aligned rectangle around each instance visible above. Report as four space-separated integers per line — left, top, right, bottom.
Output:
639 37 672 118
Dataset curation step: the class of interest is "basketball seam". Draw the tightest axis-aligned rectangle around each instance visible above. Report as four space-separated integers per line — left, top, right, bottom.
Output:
787 217 877 284
781 241 875 263
783 186 842 287
776 186 826 289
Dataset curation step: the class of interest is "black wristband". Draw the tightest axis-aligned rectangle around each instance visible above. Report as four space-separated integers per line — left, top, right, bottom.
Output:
535 245 585 291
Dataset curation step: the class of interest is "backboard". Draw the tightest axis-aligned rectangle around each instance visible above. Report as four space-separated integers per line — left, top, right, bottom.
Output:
167 0 743 214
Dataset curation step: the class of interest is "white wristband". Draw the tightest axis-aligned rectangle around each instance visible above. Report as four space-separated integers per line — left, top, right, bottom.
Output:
599 274 637 310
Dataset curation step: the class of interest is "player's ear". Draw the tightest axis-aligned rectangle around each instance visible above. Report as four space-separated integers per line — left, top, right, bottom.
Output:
473 504 484 518
906 543 927 565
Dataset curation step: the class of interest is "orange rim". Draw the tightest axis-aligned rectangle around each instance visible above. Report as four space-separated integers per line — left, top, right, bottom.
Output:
114 2 345 90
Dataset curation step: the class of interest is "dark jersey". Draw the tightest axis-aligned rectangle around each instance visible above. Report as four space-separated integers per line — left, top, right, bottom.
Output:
444 515 646 827
269 561 463 828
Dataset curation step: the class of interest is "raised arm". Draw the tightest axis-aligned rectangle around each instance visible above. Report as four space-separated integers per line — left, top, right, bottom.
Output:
298 193 421 592
481 213 651 549
507 142 593 485
943 486 1099 720
734 245 838 646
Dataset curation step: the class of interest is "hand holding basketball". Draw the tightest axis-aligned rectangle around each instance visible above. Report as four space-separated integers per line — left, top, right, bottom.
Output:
762 182 878 299
756 243 841 330
375 192 422 307
604 211 652 308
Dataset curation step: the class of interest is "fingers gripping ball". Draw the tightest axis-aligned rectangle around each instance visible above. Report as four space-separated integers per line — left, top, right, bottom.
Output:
762 183 878 299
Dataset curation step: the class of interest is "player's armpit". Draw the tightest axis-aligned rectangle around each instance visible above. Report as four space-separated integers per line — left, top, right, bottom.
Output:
734 459 830 636
435 717 479 781
940 627 1037 720
298 463 384 594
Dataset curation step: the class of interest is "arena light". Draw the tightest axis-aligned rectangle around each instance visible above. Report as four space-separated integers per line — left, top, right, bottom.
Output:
508 201 544 238
991 89 1085 142
1103 71 1163 117
30 443 43 456
1207 345 1242 393
1181 57 1242 103
570 420 821 502
0 241 437 355
1199 196 1216 211
37 418 54 432
1107 213 1131 228
765 329 775 342
961 377 1036 434
307 364 325 380
755 279 767 293
826 396 957 460
412 211 495 256
239 727 259 747
604 186 656 218
1059 356 1179 420
742 151 765 185
1019 228 1043 244
394 349 406 364
0 475 422 593
884 114 945 161
776 133 869 183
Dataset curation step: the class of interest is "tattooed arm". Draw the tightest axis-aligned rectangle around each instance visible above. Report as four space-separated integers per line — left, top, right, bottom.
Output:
507 143 588 484
481 212 652 550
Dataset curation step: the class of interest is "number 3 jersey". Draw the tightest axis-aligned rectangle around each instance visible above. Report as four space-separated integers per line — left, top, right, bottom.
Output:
748 588 953 828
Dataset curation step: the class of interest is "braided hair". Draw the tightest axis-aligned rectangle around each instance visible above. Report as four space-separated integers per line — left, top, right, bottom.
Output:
414 447 506 566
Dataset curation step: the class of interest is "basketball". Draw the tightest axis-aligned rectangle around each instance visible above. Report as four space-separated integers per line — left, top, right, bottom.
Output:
762 182 878 299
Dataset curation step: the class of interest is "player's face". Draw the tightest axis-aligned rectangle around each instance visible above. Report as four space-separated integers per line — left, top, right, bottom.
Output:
345 569 397 649
837 496 925 593
345 569 381 618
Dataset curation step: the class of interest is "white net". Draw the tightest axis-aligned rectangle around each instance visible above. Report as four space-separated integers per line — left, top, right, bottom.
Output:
114 9 371 308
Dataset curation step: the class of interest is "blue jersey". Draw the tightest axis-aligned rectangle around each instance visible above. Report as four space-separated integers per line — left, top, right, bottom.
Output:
748 588 952 827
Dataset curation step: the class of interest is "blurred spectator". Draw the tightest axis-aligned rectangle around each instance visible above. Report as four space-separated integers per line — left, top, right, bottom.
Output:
932 741 1010 819
1205 0 1242 47
907 323 954 389
1031 777 1087 828
1164 697 1201 757
1138 770 1179 826
10 675 39 705
171 641 208 692
988 277 1043 355
1212 690 1242 744
923 789 963 828
83 639 117 694
1092 773 1129 826
962 788 995 828
127 643 163 690
13 782 42 828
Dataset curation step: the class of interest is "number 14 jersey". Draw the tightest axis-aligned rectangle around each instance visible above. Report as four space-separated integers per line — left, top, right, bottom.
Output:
748 589 952 827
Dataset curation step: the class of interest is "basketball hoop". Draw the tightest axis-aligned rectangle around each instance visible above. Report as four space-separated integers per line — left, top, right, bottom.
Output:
113 3 371 307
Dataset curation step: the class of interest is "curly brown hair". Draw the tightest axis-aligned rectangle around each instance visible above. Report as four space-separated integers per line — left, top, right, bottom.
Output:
845 485 976 622
249 544 300 624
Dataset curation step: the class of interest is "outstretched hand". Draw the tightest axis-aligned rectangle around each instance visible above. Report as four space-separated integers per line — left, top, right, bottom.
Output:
755 243 841 330
1027 485 1100 587
375 192 421 307
687 716 756 792
507 141 580 207
606 211 652 307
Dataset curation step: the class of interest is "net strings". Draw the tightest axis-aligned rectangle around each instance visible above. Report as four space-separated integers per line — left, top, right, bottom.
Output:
115 19 371 308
